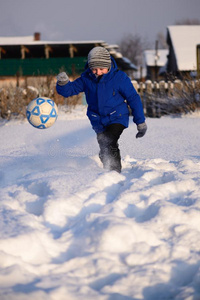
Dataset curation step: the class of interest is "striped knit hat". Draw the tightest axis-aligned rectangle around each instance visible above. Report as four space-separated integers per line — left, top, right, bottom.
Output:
88 47 111 70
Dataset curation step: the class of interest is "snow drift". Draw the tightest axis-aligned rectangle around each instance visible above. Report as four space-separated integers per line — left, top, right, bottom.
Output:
0 107 200 300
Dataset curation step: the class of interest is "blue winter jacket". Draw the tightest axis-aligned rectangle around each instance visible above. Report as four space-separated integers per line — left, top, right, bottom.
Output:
56 57 145 133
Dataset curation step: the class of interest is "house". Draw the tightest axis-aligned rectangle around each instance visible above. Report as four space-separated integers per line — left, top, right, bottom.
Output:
143 49 168 81
166 25 200 78
0 33 137 78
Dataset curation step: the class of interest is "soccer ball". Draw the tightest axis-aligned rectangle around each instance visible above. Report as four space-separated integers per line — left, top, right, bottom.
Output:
26 97 58 129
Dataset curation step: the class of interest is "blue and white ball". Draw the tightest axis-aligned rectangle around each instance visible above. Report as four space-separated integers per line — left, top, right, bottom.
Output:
26 97 58 129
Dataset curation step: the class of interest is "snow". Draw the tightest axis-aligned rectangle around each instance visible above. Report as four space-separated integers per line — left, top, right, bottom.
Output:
0 36 34 45
167 25 200 71
0 106 200 300
0 35 104 46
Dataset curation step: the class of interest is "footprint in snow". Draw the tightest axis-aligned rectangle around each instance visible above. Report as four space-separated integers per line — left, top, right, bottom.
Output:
25 181 52 216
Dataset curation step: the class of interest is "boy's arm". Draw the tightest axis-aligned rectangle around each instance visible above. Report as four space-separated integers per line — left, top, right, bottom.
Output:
56 72 85 97
119 72 147 138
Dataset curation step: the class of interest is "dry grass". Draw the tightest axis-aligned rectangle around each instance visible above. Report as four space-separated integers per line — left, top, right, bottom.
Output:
0 76 83 119
143 77 200 117
0 75 200 119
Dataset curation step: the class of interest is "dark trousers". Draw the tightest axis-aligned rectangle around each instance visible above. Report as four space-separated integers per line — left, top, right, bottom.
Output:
97 123 125 173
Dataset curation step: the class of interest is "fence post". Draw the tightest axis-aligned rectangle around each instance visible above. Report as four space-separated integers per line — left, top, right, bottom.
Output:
174 79 183 98
139 81 146 115
145 80 156 117
159 80 166 97
167 81 173 97
154 81 161 118
132 80 138 91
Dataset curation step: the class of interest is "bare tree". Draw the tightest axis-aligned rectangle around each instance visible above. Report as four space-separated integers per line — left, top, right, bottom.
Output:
175 18 200 25
156 32 168 49
118 33 149 66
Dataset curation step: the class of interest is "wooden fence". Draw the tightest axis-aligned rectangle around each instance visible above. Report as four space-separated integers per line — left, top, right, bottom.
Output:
131 79 200 117
0 77 200 119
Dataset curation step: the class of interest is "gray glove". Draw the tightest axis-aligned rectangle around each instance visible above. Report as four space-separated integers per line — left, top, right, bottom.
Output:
136 122 147 138
57 72 69 86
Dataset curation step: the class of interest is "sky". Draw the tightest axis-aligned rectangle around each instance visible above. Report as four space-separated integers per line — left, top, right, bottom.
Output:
0 0 200 48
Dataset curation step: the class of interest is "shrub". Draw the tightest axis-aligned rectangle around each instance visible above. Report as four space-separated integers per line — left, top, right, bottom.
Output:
0 76 83 119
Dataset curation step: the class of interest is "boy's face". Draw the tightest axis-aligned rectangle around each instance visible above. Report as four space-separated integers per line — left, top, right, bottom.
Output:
91 68 109 76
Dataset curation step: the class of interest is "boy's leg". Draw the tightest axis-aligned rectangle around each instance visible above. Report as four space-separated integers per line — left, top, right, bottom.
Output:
97 123 125 173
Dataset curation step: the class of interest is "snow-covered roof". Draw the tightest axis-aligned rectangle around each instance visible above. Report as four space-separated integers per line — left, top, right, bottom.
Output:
0 35 34 45
0 35 137 71
0 35 104 46
167 25 200 71
144 49 168 67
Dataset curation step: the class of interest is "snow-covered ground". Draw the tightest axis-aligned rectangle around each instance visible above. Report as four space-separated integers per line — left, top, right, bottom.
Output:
0 106 200 300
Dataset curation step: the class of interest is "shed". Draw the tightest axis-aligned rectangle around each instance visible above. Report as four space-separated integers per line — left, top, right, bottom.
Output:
0 33 137 77
144 49 168 80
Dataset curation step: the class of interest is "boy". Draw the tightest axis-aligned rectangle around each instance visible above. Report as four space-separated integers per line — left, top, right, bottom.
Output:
56 47 147 173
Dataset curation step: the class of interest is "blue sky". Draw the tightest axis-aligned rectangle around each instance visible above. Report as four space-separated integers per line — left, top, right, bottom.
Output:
0 0 200 47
